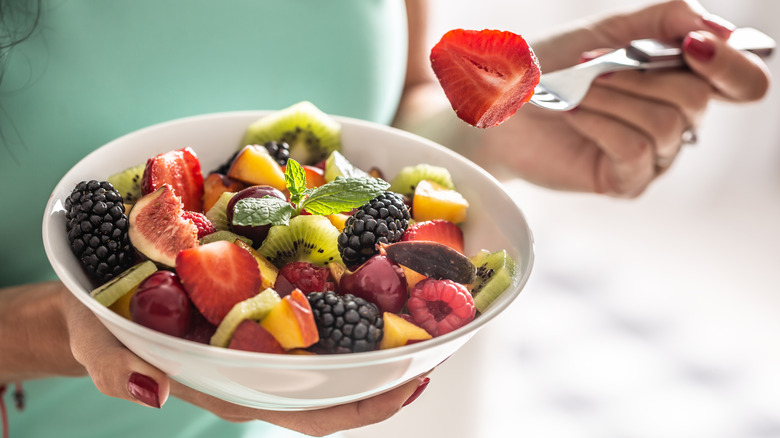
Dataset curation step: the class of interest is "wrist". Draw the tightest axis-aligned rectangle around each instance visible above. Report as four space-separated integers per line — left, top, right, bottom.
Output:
0 282 85 382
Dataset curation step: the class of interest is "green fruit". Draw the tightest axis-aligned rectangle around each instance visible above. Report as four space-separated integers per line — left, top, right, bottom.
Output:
323 150 370 182
469 249 516 313
198 230 253 247
205 191 236 231
241 101 341 165
89 261 158 307
258 215 343 268
210 288 282 347
107 163 145 204
389 164 455 197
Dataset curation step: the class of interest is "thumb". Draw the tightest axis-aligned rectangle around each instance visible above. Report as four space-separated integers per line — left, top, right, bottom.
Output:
62 291 171 408
593 0 733 46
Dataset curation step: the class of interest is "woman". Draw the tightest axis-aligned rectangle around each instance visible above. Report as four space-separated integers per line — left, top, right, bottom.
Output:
0 1 769 437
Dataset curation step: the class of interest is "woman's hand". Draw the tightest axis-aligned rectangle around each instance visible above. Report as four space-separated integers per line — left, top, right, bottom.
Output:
399 0 771 197
479 0 772 197
61 288 428 437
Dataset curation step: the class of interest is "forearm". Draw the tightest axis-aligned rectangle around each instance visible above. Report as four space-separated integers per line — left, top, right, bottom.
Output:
0 281 85 383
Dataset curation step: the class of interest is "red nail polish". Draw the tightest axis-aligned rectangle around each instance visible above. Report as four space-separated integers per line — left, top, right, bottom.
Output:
683 33 715 62
402 377 430 407
701 15 735 39
128 373 160 408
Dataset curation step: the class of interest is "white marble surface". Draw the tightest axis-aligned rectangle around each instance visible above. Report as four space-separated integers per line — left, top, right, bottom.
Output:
346 1 779 437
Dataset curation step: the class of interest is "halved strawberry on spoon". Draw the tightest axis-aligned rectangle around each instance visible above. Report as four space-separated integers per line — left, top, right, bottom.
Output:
430 29 541 128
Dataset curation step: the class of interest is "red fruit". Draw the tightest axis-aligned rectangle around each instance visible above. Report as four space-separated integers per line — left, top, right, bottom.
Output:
176 240 263 326
273 274 296 298
401 220 465 254
142 147 204 212
278 262 331 294
130 271 192 337
182 211 216 239
338 255 407 314
430 29 541 128
227 185 287 245
228 319 285 354
128 184 199 267
183 310 217 344
407 278 476 337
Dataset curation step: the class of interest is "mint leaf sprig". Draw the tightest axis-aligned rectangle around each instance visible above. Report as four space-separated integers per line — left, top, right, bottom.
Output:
232 158 389 228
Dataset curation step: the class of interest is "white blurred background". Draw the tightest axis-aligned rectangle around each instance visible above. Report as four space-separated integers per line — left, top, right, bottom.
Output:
346 1 780 437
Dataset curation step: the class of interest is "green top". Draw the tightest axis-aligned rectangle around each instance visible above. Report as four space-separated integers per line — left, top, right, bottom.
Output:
0 0 407 436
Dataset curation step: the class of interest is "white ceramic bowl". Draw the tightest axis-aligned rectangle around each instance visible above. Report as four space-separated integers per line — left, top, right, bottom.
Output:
42 111 535 410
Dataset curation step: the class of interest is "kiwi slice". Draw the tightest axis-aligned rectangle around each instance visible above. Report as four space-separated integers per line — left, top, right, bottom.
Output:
257 215 343 268
389 164 455 197
469 249 516 313
108 163 146 204
89 260 157 307
199 230 253 247
205 191 236 231
241 101 341 165
324 150 370 182
210 288 282 347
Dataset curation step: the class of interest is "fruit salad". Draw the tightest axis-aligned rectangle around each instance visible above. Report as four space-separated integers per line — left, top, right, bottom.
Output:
64 101 517 355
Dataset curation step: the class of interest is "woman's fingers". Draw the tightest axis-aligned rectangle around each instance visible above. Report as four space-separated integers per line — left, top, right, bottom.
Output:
61 292 170 408
170 374 430 437
580 84 690 160
564 108 655 197
592 69 712 128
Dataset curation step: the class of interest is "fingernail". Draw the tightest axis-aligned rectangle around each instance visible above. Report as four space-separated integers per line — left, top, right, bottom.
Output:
579 51 600 63
701 14 736 39
128 372 160 408
683 33 716 62
402 377 430 407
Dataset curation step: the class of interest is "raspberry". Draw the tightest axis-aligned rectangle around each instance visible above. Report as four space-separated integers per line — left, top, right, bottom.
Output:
279 262 332 294
182 211 216 239
407 278 476 337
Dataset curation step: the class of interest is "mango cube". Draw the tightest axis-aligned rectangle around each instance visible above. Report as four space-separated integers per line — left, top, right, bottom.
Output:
227 145 286 191
412 179 468 223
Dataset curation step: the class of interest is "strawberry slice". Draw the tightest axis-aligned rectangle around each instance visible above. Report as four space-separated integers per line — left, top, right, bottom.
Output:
401 219 465 254
142 147 204 212
176 240 263 326
430 29 541 128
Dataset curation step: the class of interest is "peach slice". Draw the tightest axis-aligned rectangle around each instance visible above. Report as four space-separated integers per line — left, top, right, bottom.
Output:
260 289 319 350
412 179 468 224
380 312 432 349
227 145 287 191
202 173 246 212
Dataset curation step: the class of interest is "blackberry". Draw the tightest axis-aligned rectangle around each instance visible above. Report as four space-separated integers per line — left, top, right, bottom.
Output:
64 180 134 284
337 191 410 267
261 140 290 167
308 291 384 354
212 149 240 175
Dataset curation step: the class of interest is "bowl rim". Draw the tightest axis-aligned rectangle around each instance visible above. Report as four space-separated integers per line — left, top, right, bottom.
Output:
42 110 536 367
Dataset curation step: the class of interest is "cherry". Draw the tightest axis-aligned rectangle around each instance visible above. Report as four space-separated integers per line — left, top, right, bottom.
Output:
227 185 287 245
338 255 407 313
130 270 192 337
